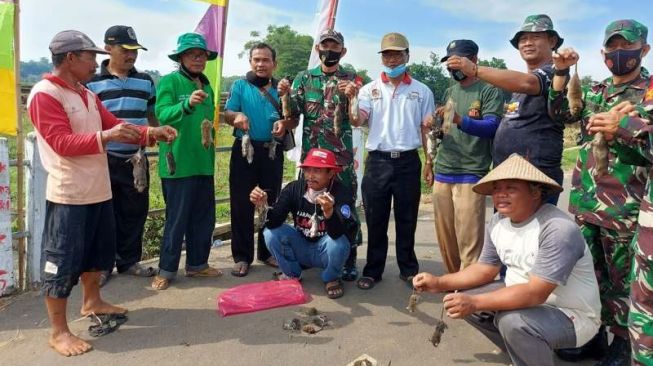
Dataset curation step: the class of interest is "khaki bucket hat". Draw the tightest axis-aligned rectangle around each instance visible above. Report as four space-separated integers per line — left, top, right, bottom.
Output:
473 153 563 196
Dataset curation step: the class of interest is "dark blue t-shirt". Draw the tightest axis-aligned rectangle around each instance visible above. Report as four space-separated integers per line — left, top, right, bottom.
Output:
493 63 563 184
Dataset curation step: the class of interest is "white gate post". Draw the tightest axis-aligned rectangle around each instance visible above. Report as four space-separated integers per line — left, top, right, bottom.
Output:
25 132 46 286
0 138 14 295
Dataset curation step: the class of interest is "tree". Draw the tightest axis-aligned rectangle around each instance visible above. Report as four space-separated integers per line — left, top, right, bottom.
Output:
20 57 52 84
408 52 450 103
581 75 595 89
221 75 242 93
479 57 511 102
478 57 507 69
143 69 162 86
241 25 313 79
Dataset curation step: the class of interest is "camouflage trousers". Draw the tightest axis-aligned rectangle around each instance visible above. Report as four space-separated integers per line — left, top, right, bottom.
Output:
629 225 653 365
337 164 362 246
578 220 634 339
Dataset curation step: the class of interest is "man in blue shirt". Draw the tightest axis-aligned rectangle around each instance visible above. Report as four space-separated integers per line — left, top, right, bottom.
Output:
225 43 296 277
86 25 158 285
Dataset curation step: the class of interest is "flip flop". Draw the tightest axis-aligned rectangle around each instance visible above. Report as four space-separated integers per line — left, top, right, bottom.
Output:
87 313 128 337
259 257 279 268
185 266 223 277
151 275 170 290
325 279 344 299
356 276 377 290
124 263 156 277
230 261 250 277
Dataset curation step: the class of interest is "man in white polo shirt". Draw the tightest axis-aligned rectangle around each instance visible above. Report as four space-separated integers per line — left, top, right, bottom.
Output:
352 32 435 290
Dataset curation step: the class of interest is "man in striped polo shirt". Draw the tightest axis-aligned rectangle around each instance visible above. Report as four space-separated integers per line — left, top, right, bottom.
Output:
86 25 158 285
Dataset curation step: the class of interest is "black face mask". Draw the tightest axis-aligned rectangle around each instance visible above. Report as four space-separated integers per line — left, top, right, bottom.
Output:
448 68 468 82
319 49 342 67
246 71 271 88
604 48 643 76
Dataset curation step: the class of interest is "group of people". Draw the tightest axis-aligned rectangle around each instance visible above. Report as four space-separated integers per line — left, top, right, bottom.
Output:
25 12 653 366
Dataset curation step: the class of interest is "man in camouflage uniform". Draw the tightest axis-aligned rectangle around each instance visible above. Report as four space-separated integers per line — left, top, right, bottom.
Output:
549 19 651 366
278 29 363 281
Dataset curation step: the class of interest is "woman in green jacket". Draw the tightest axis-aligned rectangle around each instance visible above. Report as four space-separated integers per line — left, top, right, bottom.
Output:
152 33 221 290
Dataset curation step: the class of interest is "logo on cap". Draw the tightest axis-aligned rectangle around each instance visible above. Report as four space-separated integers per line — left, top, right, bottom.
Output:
449 41 456 49
313 151 328 159
127 27 136 41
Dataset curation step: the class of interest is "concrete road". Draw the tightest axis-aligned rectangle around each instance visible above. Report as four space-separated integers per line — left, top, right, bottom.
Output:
0 175 592 366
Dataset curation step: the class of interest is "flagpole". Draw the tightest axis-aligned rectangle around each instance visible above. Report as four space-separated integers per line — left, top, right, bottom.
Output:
328 0 339 30
13 0 24 289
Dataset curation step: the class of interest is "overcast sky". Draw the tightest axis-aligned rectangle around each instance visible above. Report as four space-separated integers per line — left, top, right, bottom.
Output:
20 0 653 83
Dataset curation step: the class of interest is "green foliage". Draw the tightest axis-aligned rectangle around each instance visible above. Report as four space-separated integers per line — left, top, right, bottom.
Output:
20 58 51 84
142 214 165 260
241 25 314 79
479 57 511 102
478 57 507 69
581 75 595 88
408 52 451 104
221 75 242 93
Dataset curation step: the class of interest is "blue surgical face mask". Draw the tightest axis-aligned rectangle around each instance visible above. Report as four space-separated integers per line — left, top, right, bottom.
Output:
383 63 406 78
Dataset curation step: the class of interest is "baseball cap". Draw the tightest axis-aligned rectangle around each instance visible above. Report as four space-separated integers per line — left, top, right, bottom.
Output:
104 25 147 50
319 29 344 45
379 32 409 53
49 30 109 55
299 148 342 172
440 39 479 62
603 19 648 46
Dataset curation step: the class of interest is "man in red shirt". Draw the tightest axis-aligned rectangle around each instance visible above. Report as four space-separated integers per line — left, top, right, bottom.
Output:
27 30 176 357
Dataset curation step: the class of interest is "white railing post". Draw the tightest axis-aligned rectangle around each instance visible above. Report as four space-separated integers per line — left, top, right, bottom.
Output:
0 138 14 295
25 132 46 286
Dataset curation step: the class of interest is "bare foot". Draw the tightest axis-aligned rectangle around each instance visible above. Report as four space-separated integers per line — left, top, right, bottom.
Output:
81 300 127 317
49 331 93 356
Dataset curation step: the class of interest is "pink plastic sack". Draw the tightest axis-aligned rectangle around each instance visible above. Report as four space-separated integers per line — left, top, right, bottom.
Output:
217 279 311 317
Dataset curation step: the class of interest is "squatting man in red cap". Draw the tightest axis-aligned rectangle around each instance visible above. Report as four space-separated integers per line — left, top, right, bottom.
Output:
249 148 357 299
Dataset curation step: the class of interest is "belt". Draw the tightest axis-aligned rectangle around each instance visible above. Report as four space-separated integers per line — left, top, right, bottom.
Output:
369 149 417 159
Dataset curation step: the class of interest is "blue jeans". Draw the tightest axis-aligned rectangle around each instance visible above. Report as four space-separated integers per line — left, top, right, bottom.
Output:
263 224 350 282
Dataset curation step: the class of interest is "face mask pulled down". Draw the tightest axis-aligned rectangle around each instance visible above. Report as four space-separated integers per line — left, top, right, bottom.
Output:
384 63 407 78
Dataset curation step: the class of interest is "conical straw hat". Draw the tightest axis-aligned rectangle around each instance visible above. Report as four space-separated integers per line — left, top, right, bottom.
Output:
473 153 563 196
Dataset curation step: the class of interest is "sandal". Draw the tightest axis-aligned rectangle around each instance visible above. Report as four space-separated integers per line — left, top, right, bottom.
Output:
259 257 279 268
357 276 377 290
186 266 223 277
341 265 359 282
325 279 344 299
272 271 301 281
230 261 250 277
124 263 156 277
151 275 170 290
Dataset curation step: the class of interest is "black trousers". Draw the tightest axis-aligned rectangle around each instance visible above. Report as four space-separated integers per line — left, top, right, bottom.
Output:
361 150 421 280
107 153 149 273
229 139 283 264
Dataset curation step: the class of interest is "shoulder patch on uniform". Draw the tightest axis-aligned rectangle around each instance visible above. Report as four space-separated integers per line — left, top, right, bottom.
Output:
340 204 351 219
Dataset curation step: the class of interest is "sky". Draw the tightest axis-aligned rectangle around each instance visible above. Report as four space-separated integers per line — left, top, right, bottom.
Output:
19 0 653 83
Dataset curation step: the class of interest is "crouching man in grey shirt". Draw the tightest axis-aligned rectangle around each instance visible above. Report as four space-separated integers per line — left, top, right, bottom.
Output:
413 153 601 366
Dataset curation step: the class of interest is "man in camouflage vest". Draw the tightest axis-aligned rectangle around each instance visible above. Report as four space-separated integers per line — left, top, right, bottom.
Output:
549 19 651 366
278 29 363 281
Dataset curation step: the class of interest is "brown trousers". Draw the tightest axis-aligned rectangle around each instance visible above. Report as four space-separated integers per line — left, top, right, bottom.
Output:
432 182 486 273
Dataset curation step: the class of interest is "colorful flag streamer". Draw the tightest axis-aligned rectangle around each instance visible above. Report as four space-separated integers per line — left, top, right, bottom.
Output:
195 2 228 128
0 1 16 136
